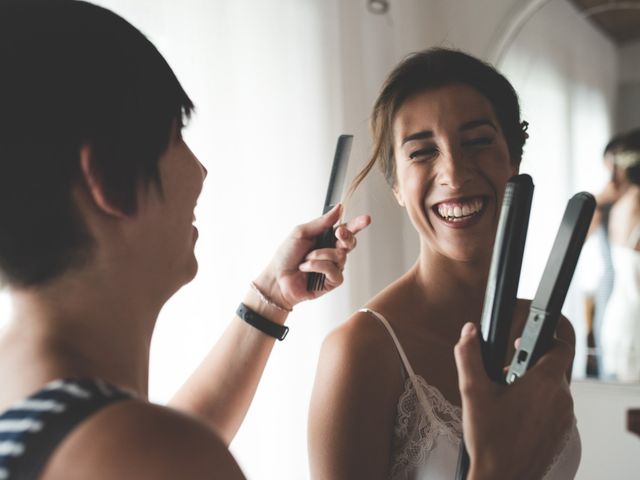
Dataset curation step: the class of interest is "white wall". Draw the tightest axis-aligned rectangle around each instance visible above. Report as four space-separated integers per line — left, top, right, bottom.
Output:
572 380 640 479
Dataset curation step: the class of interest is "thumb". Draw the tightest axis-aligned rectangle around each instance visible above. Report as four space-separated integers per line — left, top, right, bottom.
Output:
297 204 341 238
454 323 489 396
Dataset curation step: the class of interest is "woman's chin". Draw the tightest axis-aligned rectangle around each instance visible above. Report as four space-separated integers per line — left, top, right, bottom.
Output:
440 240 492 264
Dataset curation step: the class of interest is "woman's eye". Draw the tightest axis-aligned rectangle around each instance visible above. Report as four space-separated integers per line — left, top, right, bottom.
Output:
409 148 437 161
463 137 493 147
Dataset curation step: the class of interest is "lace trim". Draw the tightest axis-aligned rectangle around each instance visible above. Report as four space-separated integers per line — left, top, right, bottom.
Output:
389 375 578 480
390 375 461 478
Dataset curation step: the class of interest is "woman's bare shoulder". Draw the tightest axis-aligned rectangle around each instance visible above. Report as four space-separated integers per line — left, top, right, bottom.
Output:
314 274 418 404
309 294 409 476
322 309 397 371
317 297 410 394
42 399 245 480
325 277 414 365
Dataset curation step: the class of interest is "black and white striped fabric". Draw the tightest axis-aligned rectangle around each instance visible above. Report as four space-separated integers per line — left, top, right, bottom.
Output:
0 378 134 480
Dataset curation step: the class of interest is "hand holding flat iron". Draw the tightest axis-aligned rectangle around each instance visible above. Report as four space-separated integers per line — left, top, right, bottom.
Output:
454 321 575 480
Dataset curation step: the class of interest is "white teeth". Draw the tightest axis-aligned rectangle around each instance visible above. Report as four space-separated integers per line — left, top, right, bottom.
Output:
436 198 484 220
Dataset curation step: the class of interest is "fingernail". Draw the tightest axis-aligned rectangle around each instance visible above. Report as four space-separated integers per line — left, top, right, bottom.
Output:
461 323 476 338
299 262 310 271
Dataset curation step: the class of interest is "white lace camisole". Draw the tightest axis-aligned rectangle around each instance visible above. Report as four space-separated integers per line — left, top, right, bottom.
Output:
360 308 581 480
601 224 640 382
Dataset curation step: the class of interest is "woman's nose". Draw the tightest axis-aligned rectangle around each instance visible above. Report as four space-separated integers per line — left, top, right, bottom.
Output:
436 147 472 190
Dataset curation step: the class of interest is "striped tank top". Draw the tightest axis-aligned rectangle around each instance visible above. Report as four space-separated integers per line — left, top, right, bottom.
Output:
0 378 133 480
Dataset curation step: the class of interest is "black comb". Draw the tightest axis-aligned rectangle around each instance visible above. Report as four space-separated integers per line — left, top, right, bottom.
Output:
307 134 353 291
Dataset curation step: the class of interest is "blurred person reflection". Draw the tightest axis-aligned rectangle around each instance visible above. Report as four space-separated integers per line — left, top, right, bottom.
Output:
583 133 629 377
601 128 640 382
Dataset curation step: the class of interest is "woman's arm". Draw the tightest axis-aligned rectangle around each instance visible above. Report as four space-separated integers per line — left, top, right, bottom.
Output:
308 313 402 480
169 205 370 444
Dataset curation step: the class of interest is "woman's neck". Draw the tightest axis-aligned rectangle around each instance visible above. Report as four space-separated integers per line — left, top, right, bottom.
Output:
5 269 162 398
411 245 491 327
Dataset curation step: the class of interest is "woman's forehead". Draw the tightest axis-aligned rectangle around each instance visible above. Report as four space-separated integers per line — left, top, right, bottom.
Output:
393 84 499 139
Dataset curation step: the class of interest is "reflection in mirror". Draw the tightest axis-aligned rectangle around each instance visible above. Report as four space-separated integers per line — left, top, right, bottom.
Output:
496 0 640 384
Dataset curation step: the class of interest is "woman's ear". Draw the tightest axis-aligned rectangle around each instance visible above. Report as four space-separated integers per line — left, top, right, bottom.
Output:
79 145 128 218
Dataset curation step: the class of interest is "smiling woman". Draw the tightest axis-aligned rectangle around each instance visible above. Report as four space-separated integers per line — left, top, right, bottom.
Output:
308 48 581 480
392 84 516 262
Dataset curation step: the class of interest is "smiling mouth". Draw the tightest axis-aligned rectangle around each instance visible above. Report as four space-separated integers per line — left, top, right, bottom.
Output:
432 196 486 223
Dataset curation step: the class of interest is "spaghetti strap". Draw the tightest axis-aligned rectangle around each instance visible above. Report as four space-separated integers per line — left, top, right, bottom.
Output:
359 308 436 419
358 308 417 378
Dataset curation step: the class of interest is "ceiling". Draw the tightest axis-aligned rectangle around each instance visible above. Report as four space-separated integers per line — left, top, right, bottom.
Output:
570 0 640 44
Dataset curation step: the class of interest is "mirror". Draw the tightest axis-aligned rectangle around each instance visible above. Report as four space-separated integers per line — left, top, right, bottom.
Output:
487 3 640 476
493 0 640 384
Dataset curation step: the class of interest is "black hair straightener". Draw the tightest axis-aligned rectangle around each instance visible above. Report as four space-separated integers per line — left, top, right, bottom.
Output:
506 192 595 382
455 187 595 480
307 134 353 291
455 173 534 479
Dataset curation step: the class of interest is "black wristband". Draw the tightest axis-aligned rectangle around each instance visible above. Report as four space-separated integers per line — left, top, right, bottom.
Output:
236 303 289 341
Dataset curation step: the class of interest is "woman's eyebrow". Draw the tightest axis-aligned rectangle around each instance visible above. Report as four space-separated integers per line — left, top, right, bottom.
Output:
401 119 496 146
401 130 433 146
460 118 497 132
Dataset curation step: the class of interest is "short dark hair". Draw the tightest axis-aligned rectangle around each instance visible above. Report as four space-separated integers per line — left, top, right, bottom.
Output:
347 48 527 196
0 0 194 287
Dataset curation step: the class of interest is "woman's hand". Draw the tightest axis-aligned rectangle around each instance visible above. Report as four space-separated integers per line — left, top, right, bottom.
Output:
454 322 575 480
253 204 371 311
596 177 625 207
